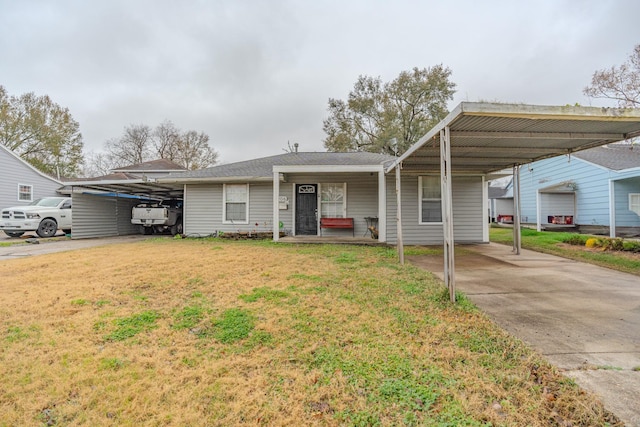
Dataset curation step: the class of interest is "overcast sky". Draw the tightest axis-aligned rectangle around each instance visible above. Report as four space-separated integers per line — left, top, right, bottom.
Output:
1 0 638 165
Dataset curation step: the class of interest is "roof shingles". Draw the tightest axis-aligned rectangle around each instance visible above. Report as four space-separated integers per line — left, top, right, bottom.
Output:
166 152 396 179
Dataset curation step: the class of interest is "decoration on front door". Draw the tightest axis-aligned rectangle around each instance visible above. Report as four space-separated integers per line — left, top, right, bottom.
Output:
298 185 316 194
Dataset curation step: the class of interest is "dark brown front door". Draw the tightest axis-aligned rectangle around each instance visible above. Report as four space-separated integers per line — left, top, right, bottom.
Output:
295 184 317 235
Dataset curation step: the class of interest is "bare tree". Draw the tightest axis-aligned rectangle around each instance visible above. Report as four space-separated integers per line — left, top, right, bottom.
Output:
87 121 219 173
81 151 114 177
584 44 640 107
104 124 153 166
153 120 181 160
174 130 218 170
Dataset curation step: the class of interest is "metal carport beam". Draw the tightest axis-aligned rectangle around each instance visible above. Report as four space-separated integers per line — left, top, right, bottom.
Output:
440 126 455 303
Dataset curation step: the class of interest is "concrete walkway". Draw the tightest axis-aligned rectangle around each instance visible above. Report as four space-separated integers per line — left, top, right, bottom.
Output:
408 243 640 426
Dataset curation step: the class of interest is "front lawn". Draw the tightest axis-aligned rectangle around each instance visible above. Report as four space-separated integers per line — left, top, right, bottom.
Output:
0 238 619 426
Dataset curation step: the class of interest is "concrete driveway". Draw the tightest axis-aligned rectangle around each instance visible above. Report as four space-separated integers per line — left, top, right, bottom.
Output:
408 243 640 426
0 231 152 260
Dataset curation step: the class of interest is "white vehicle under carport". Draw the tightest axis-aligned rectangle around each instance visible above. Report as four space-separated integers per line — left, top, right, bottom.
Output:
0 197 72 238
131 199 183 236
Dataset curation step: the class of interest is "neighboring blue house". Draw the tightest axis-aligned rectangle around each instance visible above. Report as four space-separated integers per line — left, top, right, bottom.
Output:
0 144 63 210
519 143 640 237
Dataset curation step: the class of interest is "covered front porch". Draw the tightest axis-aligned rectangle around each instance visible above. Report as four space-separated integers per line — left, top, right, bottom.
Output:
272 164 389 242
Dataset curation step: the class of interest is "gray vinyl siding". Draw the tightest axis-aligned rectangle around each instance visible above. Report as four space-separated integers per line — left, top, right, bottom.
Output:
281 172 379 237
0 146 61 210
71 193 140 239
184 182 274 236
185 173 380 237
385 174 485 245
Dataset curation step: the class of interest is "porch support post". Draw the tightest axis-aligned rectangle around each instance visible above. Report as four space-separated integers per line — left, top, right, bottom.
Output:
440 126 455 303
609 179 616 237
512 165 521 255
395 163 404 264
378 168 387 242
273 171 280 242
536 190 542 232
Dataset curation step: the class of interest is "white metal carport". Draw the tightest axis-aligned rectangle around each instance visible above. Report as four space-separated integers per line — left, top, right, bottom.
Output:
65 179 184 239
388 102 640 302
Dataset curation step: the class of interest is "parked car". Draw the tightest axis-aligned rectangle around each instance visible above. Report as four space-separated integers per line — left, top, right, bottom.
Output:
0 197 72 238
131 199 183 235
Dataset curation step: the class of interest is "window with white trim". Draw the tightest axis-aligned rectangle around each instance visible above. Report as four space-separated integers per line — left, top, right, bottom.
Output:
320 183 346 218
630 193 640 215
18 184 33 202
223 183 249 223
419 176 442 223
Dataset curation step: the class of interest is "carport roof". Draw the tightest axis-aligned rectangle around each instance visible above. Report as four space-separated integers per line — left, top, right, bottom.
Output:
389 102 640 174
65 178 184 199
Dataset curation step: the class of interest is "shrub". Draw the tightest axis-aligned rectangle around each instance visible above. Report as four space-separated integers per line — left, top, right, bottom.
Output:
623 240 640 253
562 234 588 246
585 238 600 248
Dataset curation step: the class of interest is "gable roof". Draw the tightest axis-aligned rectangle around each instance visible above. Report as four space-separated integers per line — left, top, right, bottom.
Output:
111 159 187 173
163 152 396 181
0 144 62 184
573 143 640 171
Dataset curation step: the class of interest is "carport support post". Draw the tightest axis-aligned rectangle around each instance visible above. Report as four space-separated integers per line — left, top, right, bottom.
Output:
440 127 455 302
512 165 521 255
273 171 280 242
395 163 404 265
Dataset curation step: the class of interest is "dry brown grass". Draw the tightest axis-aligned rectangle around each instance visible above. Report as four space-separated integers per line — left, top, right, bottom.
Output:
0 238 621 426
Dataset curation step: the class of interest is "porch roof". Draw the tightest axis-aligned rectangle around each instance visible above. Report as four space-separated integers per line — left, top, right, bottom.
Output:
389 102 640 174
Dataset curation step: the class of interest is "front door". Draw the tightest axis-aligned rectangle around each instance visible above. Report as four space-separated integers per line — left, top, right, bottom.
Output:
295 184 317 235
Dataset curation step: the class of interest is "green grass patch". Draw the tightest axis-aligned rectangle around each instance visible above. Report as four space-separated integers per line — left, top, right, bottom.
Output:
70 298 89 305
211 308 254 344
104 310 160 341
171 305 206 330
491 227 640 275
238 287 290 302
4 325 29 342
99 357 128 371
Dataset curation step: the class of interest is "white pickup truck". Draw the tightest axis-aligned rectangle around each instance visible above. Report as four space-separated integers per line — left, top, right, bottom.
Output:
0 197 72 238
131 199 183 236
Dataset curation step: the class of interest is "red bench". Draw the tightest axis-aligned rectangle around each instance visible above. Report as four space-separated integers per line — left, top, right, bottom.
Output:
320 217 354 236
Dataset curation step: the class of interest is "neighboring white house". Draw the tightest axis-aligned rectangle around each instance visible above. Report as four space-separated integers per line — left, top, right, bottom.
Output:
0 144 63 210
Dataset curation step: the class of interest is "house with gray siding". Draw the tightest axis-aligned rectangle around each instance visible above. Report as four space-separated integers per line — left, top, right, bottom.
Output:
0 144 63 210
518 143 640 237
65 103 640 248
159 152 487 245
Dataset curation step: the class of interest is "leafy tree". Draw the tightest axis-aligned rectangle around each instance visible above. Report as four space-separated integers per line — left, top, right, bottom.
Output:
86 121 218 175
584 44 640 107
323 65 456 155
0 85 84 177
